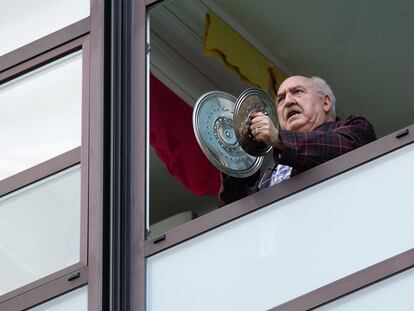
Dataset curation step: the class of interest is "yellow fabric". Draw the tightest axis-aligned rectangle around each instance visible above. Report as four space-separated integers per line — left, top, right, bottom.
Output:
269 65 288 97
204 10 286 98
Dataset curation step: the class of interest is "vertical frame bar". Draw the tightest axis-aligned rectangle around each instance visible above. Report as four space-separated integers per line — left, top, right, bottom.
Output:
132 1 147 310
91 0 146 310
88 0 105 309
80 36 91 266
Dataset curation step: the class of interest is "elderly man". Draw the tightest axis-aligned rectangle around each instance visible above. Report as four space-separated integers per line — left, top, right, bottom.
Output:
219 75 376 206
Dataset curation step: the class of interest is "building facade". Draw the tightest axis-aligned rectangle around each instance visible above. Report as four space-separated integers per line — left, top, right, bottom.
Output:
1 0 414 310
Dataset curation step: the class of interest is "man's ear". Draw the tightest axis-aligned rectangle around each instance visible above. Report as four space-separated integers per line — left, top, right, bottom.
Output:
322 94 332 113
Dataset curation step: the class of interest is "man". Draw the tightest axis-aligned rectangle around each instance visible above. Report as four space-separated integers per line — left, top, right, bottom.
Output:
219 75 376 206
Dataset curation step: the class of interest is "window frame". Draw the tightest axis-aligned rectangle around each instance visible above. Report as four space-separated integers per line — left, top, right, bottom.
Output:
142 1 414 311
0 23 91 311
0 18 89 73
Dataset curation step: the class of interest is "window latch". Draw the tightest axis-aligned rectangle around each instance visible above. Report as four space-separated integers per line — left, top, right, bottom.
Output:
396 128 409 139
67 272 81 282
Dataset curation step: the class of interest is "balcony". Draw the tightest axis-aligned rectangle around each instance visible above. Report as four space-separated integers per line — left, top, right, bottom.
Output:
146 124 414 311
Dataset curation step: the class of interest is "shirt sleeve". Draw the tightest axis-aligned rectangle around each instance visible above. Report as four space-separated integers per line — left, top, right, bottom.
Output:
217 170 261 207
276 116 377 171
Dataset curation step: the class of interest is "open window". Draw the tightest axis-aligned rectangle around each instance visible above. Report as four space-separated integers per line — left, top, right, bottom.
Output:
147 0 414 236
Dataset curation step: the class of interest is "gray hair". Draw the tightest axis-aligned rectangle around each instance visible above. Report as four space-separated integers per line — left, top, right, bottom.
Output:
310 76 336 118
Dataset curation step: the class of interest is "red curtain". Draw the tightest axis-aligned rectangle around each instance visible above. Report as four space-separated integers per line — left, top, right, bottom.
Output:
150 74 221 196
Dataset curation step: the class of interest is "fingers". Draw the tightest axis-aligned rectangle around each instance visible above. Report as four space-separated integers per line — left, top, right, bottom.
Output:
252 127 263 136
250 124 271 142
250 113 273 132
250 111 264 117
250 111 266 121
249 113 278 146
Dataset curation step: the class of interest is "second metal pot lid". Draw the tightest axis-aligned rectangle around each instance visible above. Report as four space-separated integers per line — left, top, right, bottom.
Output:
192 90 262 178
233 88 278 157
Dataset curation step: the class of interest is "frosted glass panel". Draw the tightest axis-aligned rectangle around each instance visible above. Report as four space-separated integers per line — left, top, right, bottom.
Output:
316 268 414 311
0 0 89 55
28 286 87 311
0 51 82 180
147 143 414 311
0 166 81 295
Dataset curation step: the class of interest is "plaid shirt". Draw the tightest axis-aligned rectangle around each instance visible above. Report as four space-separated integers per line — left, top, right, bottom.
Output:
218 115 376 206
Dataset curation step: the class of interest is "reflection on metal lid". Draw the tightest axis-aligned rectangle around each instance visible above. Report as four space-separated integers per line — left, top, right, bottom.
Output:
193 90 262 178
234 88 278 157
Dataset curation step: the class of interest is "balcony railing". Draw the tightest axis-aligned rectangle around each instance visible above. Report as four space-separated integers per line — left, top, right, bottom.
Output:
146 124 414 311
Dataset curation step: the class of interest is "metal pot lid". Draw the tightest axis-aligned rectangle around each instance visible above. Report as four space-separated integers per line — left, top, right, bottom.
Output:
233 88 278 157
192 91 262 178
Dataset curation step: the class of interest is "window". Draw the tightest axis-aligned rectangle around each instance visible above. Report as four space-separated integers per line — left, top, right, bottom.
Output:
0 0 89 56
0 52 82 180
147 0 414 235
0 2 90 309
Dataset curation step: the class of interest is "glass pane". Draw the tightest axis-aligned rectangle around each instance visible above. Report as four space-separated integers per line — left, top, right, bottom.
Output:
28 286 87 311
0 166 81 295
147 143 414 311
0 51 82 180
0 0 89 56
316 268 414 311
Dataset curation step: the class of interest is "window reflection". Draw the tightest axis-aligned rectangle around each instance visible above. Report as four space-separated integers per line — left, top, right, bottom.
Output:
0 166 81 294
0 0 89 56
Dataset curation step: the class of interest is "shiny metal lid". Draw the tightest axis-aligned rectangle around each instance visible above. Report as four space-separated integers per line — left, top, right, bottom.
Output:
233 88 278 157
192 91 262 178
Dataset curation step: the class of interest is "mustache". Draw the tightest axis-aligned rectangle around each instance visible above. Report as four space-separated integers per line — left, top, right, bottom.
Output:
284 105 302 120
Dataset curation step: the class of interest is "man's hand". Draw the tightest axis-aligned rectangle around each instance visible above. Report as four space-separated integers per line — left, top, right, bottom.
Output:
250 112 283 149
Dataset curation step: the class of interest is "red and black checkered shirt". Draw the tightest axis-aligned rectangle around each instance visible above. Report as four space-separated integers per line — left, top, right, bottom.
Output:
218 115 377 206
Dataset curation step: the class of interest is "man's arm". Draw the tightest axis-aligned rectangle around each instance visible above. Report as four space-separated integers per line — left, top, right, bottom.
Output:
277 116 377 171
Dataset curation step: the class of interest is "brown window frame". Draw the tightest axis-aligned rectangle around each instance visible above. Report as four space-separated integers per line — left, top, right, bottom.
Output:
0 20 91 311
0 18 89 73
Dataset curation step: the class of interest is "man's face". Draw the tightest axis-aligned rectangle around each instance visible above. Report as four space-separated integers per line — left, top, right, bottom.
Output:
276 76 330 132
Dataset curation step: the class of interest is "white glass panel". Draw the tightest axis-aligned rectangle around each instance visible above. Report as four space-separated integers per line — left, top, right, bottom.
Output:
0 0 89 56
0 51 82 180
0 166 80 295
316 268 414 311
147 143 414 311
28 286 87 311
